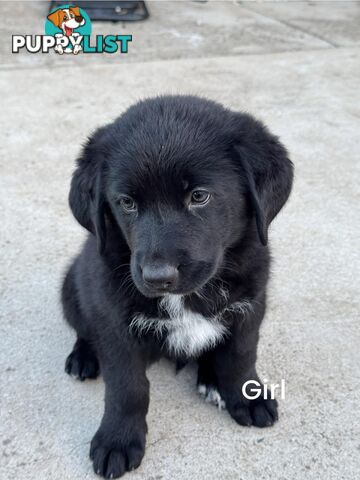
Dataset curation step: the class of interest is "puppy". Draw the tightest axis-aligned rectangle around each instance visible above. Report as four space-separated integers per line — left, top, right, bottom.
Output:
47 6 85 36
47 6 85 54
62 95 293 478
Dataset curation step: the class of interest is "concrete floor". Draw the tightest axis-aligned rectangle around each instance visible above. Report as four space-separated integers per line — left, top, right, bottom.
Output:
1 1 359 479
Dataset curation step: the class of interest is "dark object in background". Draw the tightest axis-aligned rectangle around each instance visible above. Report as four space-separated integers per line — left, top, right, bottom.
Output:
49 1 149 22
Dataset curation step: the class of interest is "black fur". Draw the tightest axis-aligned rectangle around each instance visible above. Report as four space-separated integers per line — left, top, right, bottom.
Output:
62 95 293 478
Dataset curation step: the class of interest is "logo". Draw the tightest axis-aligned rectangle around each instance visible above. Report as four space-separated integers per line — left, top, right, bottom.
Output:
12 4 132 55
45 4 91 54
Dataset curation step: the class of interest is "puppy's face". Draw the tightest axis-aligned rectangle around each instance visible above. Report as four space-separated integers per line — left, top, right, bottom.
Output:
47 7 85 34
70 96 293 299
106 144 246 297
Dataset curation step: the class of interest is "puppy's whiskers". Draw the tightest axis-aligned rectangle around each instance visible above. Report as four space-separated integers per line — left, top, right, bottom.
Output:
111 262 131 274
115 272 135 297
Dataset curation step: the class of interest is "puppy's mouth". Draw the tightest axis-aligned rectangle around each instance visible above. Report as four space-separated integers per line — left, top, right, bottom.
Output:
144 288 174 298
64 26 73 36
135 283 182 299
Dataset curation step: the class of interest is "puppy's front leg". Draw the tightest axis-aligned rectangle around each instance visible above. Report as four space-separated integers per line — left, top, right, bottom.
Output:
90 334 149 479
212 300 278 428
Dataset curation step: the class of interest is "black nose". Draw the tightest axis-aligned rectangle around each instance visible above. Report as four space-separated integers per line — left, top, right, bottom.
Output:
142 264 179 290
75 15 83 22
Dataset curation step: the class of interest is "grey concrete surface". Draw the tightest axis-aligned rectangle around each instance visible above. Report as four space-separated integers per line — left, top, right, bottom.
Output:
246 1 360 47
1 1 360 480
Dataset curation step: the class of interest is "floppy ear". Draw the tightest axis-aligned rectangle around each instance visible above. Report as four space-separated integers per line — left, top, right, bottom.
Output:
69 128 108 254
70 6 81 17
233 114 294 246
47 9 62 27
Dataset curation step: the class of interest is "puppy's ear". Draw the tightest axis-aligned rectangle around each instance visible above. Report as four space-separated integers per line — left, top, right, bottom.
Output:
69 128 108 254
70 6 81 17
233 114 293 245
47 9 62 27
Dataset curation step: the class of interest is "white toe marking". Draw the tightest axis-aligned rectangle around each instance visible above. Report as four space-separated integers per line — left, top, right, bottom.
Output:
198 383 226 410
198 384 207 396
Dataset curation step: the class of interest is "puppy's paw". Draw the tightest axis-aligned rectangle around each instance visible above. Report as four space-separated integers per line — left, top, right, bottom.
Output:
198 383 226 410
65 342 99 381
73 44 82 55
229 394 278 428
90 428 145 479
54 45 64 55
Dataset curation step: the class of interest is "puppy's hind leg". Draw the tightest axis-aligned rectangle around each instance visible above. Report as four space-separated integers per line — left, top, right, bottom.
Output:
197 353 226 410
62 264 99 381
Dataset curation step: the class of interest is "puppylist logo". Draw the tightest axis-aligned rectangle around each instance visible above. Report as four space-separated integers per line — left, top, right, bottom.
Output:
12 4 132 55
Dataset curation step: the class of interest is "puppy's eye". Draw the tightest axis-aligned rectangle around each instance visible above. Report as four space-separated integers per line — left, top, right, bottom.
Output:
119 196 137 213
190 190 211 206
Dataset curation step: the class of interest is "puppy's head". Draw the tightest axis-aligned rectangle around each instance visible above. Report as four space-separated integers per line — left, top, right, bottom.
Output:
47 7 85 32
70 96 293 298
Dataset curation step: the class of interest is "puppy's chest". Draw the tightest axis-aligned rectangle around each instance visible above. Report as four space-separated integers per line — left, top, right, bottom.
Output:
129 295 227 358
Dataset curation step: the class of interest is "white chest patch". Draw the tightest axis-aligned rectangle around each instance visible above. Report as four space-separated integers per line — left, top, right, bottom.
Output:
129 294 228 357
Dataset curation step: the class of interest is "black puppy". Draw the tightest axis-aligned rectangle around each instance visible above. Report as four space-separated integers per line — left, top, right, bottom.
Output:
62 95 293 478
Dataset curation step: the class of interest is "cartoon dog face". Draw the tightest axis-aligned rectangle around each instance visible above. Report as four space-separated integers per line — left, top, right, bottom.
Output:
47 6 85 37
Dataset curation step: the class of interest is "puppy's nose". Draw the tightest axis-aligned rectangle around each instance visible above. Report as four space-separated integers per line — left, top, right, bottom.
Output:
142 264 179 289
75 15 83 22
